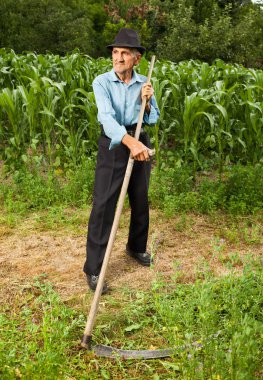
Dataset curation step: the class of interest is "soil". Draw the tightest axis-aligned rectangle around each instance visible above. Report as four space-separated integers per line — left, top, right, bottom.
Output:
0 210 262 303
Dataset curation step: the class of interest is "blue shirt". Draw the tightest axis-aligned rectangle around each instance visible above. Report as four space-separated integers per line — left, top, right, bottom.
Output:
92 68 160 149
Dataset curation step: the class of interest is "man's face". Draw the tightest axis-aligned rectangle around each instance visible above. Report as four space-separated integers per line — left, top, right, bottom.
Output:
112 47 141 75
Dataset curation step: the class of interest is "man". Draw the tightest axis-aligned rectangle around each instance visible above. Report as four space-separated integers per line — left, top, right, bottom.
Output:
83 28 160 293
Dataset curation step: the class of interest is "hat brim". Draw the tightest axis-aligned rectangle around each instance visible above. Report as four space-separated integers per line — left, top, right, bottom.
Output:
107 43 146 54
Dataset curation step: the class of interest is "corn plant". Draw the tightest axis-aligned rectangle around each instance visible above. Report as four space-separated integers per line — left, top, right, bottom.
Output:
0 50 262 173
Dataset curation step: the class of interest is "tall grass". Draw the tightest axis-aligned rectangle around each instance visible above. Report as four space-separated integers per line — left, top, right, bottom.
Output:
0 49 262 174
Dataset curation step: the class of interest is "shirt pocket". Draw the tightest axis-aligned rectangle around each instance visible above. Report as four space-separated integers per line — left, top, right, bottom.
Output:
132 104 142 120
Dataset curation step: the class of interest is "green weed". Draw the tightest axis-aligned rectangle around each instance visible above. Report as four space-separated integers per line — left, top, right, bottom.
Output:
149 164 263 215
151 264 263 379
1 163 262 231
0 278 85 380
1 262 262 379
0 159 95 214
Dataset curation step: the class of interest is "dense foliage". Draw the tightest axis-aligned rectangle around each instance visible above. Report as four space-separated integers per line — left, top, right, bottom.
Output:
0 51 262 176
0 0 263 66
0 51 262 215
1 162 262 216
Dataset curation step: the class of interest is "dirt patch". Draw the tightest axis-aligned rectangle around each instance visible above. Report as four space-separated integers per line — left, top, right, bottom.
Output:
0 210 262 302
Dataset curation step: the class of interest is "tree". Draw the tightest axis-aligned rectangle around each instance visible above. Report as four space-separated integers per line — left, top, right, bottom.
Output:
0 0 107 56
0 0 262 65
156 2 198 62
197 11 234 62
232 6 263 65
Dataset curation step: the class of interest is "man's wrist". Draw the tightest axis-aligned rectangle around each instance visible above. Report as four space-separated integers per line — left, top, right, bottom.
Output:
122 133 132 147
145 102 151 114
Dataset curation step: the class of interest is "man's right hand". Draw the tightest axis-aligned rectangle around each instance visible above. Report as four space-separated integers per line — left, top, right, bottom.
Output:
122 134 150 161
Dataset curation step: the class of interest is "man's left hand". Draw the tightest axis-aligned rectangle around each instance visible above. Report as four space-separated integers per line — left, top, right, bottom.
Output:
141 83 154 102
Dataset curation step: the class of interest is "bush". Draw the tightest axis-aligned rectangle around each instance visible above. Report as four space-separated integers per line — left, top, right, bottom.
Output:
224 165 263 214
149 165 263 215
1 162 262 216
1 158 96 212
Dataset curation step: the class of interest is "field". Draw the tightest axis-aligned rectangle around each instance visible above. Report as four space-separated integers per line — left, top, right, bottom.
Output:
0 51 263 379
0 207 262 379
0 50 262 174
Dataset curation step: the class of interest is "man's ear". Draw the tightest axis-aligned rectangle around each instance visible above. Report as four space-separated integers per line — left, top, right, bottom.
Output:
134 54 142 66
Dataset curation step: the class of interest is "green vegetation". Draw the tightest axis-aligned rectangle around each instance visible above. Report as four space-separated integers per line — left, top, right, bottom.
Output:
0 51 262 219
0 0 108 57
0 0 263 66
150 165 263 215
0 50 104 171
0 261 262 379
0 9 262 378
0 52 262 176
1 164 263 223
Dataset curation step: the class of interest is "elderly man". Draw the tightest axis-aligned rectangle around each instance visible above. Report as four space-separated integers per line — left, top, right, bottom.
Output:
83 28 160 293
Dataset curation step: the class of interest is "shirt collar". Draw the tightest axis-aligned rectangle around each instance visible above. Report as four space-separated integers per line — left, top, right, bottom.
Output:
109 69 144 84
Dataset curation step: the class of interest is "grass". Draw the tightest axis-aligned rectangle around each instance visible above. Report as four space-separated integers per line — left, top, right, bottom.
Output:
0 201 262 379
149 164 263 216
0 159 262 379
0 260 262 380
1 163 263 228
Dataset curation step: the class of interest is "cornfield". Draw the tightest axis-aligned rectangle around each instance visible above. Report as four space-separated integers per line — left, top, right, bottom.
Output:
0 49 262 173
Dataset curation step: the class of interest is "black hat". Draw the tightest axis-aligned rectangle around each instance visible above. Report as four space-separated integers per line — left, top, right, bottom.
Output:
107 28 146 54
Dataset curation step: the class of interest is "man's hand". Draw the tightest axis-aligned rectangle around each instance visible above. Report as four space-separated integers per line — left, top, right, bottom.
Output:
141 83 154 102
122 134 150 161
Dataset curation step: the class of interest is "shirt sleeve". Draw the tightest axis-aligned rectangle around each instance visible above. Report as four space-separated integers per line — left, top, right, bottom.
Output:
143 95 160 125
92 78 127 149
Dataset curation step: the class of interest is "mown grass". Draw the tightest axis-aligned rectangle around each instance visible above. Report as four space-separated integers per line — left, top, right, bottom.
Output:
0 163 262 378
0 259 262 380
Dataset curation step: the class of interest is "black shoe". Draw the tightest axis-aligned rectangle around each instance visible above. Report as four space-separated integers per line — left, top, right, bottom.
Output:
86 274 109 294
125 245 153 267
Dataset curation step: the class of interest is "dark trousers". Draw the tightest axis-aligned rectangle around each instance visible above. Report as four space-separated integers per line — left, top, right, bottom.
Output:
83 133 151 275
